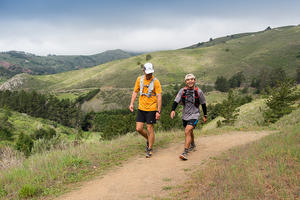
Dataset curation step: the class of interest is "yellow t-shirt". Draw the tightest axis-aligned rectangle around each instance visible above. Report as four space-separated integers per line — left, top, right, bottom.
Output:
134 75 162 111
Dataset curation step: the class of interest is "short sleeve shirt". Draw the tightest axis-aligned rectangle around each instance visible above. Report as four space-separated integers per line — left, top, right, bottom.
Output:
133 75 162 111
174 87 206 120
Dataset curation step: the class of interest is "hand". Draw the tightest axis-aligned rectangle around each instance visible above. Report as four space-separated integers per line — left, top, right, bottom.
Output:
170 111 175 119
156 112 160 120
129 105 134 112
203 116 207 123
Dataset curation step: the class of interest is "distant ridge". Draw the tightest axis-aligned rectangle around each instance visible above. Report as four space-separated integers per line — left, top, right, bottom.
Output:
182 25 296 49
0 49 140 78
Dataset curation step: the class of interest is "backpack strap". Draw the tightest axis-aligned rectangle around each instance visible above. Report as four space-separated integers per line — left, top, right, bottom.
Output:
140 75 156 98
139 75 144 96
194 87 200 108
181 87 187 105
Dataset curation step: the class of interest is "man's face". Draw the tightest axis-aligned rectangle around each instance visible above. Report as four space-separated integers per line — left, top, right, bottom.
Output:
145 73 153 80
185 78 195 88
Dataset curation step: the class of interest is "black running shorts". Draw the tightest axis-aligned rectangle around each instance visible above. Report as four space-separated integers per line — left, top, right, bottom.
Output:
136 109 157 124
182 119 198 128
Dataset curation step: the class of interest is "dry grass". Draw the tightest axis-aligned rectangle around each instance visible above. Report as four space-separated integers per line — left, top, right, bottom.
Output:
0 146 24 170
0 130 185 200
171 108 300 200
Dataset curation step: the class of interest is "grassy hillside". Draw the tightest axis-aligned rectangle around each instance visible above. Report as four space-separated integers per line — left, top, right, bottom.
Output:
0 49 138 78
1 90 299 199
0 108 78 143
1 25 299 95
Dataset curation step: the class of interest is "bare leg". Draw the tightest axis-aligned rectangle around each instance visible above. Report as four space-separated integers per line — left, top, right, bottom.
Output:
136 122 148 139
184 125 194 149
146 124 155 149
191 129 195 145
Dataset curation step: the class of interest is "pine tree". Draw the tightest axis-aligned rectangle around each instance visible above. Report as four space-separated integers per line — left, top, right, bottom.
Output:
219 90 240 125
264 79 299 123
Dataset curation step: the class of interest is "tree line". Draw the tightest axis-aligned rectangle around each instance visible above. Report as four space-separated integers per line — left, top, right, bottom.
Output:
215 67 300 93
0 90 81 128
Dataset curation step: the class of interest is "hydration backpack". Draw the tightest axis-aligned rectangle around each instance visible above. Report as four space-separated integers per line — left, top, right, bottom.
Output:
139 75 156 98
181 87 200 107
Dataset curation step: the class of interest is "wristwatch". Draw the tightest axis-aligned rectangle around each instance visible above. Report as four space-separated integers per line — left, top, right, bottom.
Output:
157 111 161 114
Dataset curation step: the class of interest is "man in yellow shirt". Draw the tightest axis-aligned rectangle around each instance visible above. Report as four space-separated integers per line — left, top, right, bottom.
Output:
129 62 162 158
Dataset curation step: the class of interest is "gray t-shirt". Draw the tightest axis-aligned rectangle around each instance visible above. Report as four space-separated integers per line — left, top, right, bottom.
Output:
174 88 206 121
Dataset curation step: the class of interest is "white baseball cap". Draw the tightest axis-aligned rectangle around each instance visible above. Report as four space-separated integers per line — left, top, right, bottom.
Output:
143 63 154 74
185 73 196 81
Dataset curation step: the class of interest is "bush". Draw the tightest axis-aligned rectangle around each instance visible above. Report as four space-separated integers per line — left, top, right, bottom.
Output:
146 54 152 61
215 76 229 92
264 79 299 123
229 72 245 88
219 90 240 125
207 91 253 125
15 133 34 157
31 127 57 140
158 102 182 131
0 111 13 141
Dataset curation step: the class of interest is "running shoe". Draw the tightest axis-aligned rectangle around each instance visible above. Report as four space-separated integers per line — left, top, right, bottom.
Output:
146 148 153 158
188 143 196 152
179 151 188 160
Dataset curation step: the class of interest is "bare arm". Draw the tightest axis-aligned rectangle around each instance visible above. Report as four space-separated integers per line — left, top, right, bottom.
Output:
129 91 138 112
156 93 162 120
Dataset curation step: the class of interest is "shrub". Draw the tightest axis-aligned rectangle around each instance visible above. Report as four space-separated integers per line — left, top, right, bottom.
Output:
15 133 33 157
264 79 299 123
31 127 57 140
215 76 229 92
146 54 152 61
0 111 13 141
219 90 240 125
207 91 252 125
229 72 245 88
159 101 182 131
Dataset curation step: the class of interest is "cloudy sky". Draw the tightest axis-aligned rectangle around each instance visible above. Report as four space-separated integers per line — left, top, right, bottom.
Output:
0 0 299 55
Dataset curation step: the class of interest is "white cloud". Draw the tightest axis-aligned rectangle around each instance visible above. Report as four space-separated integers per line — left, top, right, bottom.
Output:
0 17 298 55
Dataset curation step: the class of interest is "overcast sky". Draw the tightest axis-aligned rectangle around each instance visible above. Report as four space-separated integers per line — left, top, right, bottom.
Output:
0 0 299 55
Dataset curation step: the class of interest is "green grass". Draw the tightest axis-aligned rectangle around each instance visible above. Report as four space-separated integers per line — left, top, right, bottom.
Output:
81 88 132 112
6 25 300 93
0 129 186 200
205 91 227 104
170 107 300 200
1 89 299 199
0 108 77 139
162 186 173 191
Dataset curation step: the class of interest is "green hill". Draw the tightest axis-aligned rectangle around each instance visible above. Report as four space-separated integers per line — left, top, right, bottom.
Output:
1 25 299 100
0 49 138 79
0 108 77 136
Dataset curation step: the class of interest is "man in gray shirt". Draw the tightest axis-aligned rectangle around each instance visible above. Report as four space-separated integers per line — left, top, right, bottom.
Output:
170 73 207 160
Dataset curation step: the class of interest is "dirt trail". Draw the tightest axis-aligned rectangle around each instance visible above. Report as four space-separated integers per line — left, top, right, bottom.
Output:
56 131 272 200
